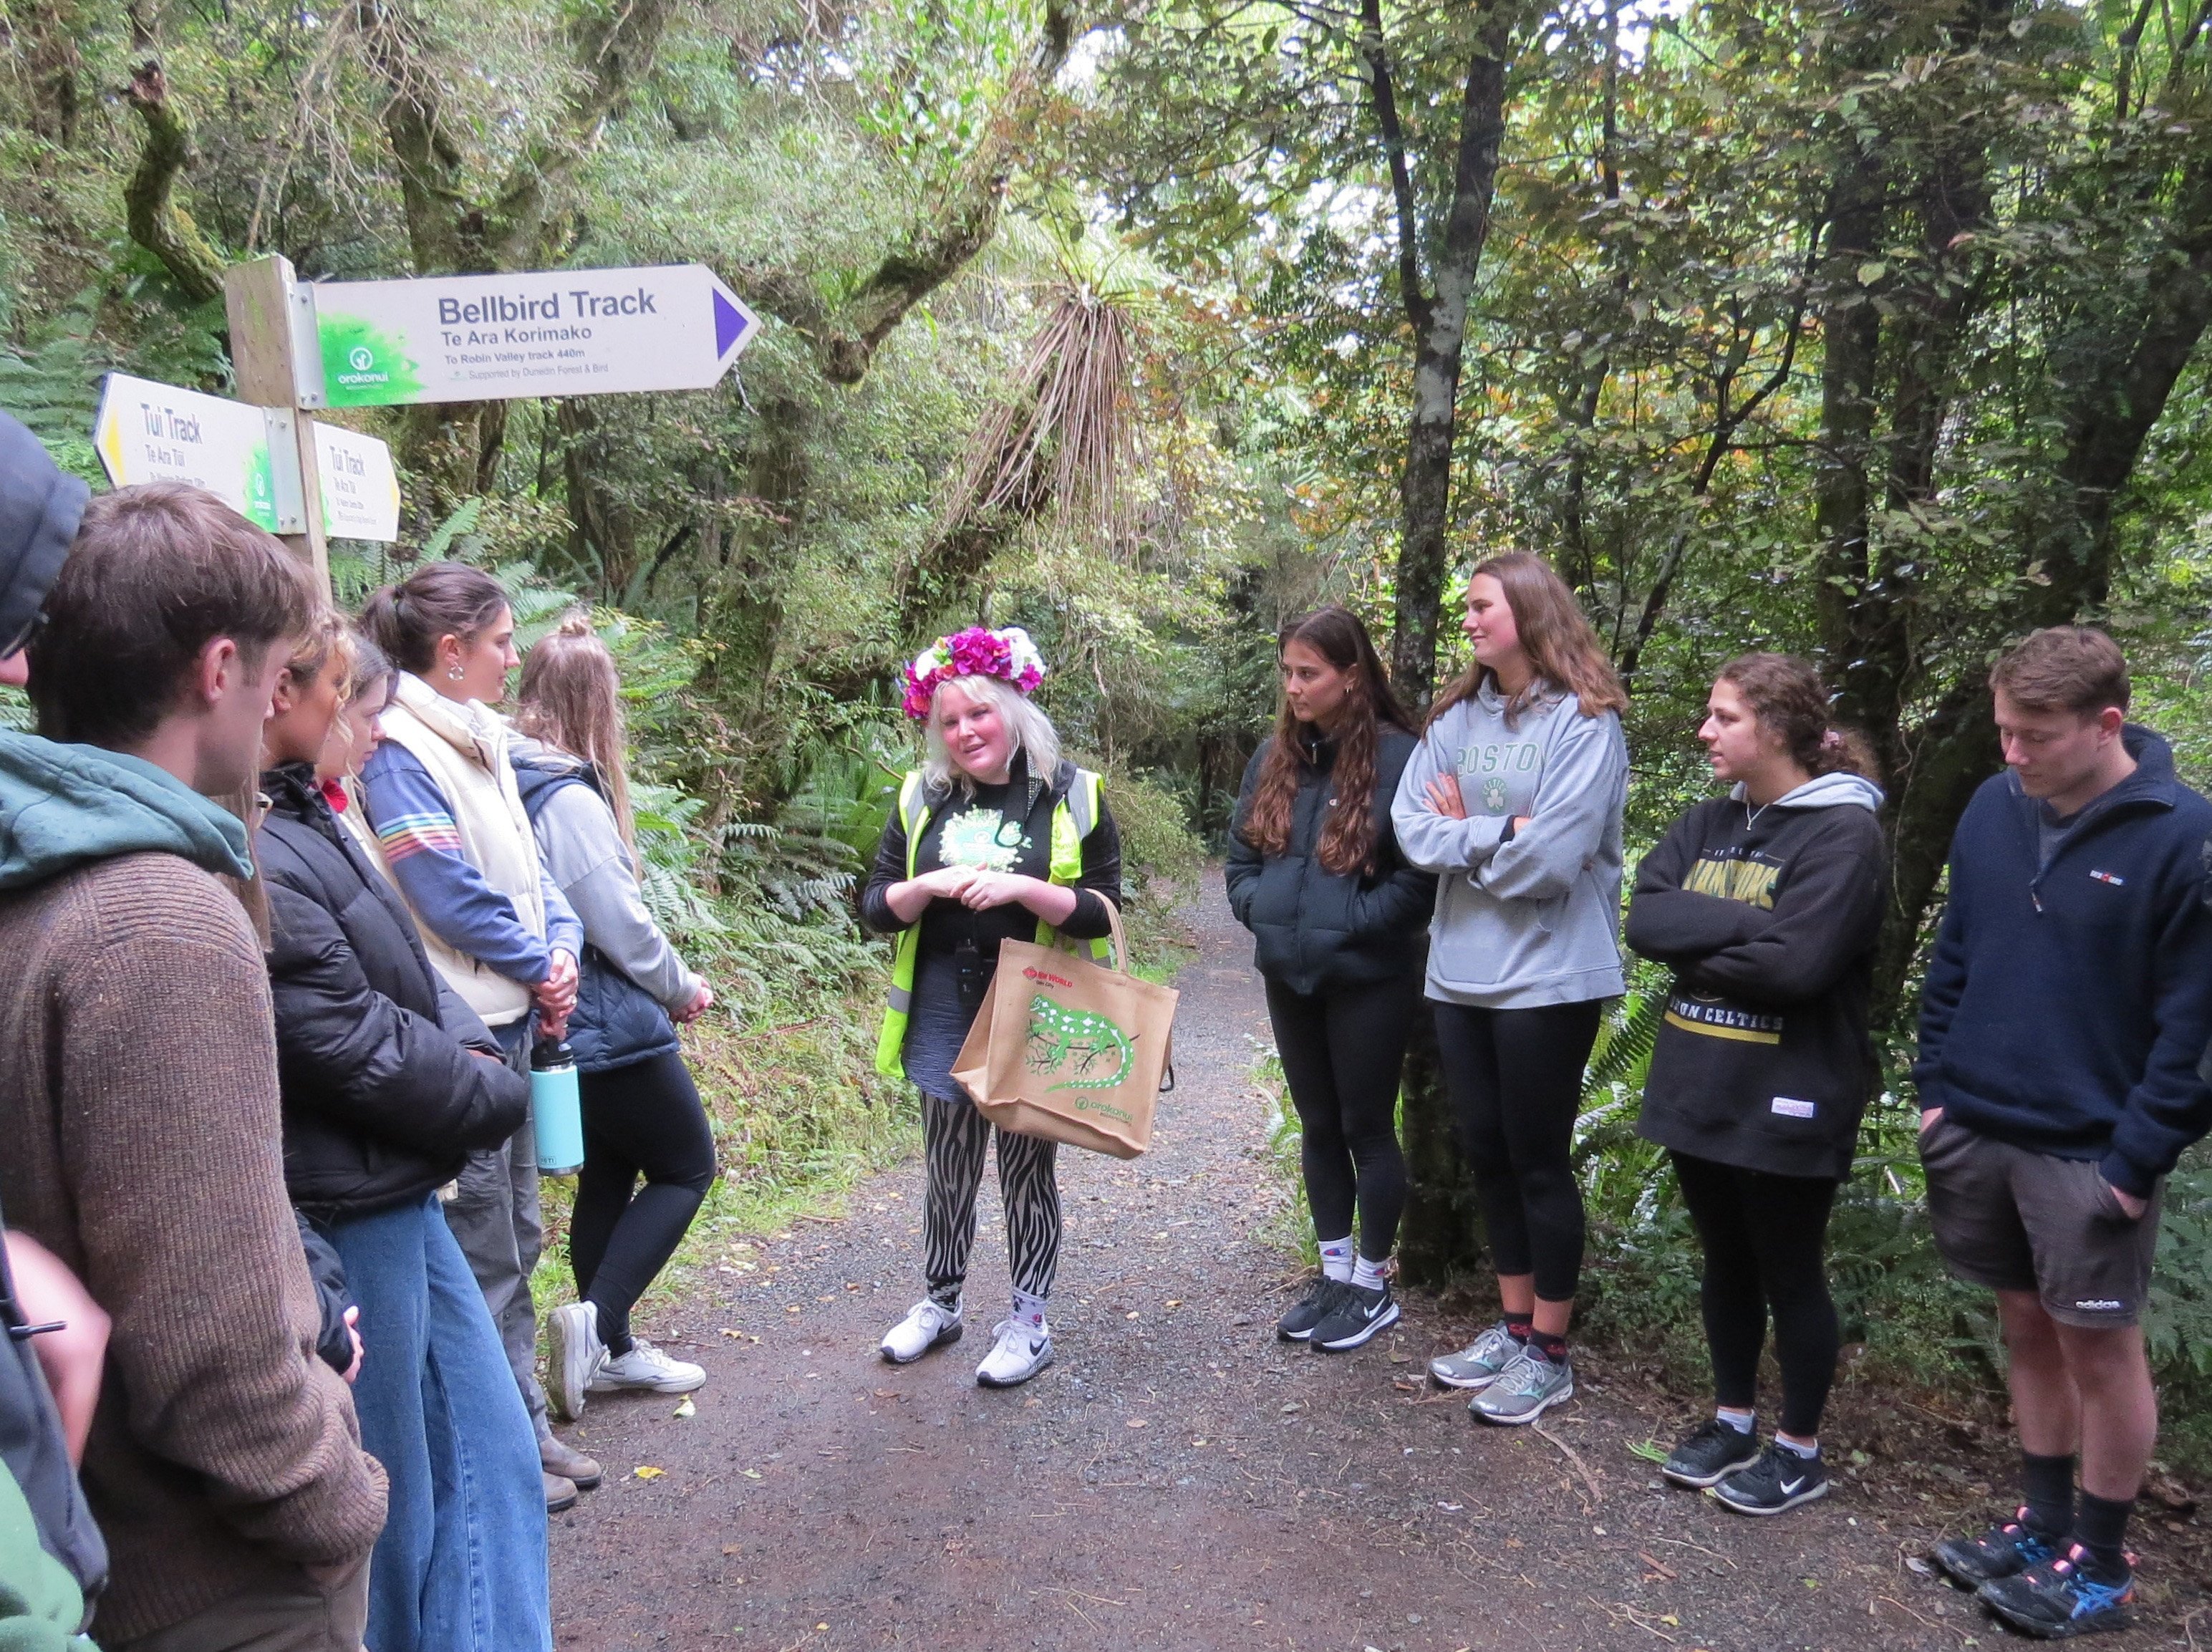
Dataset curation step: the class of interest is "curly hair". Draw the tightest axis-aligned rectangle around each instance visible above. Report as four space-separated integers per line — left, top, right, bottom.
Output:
1714 652 1880 781
1242 606 1414 875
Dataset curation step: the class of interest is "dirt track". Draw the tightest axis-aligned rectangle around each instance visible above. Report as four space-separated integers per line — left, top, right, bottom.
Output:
549 883 2187 1651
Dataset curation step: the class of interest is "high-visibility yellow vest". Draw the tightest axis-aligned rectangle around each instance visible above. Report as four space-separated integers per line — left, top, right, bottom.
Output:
874 765 1108 1080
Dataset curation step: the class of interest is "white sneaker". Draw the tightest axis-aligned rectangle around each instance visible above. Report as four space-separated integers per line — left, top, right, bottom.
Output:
880 1297 964 1364
546 1301 605 1422
586 1337 705 1395
974 1318 1053 1388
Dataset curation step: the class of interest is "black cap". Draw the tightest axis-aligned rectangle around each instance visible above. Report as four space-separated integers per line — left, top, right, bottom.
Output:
0 412 89 657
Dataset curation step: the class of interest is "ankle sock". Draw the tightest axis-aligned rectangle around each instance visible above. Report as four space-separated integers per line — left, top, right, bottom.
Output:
2022 1450 2078 1541
1776 1435 1820 1459
1011 1289 1048 1332
1715 1407 1756 1435
1351 1254 1388 1293
1529 1329 1568 1361
1318 1236 1354 1284
2073 1491 2133 1581
1504 1312 1533 1342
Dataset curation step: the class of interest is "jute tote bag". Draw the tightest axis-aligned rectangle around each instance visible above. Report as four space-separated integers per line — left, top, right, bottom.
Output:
950 899 1179 1159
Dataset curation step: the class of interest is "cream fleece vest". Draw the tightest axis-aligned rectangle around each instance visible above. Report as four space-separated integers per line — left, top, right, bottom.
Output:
370 673 549 1025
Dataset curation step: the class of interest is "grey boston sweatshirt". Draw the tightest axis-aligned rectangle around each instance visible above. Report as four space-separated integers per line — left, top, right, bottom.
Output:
1391 681 1628 1008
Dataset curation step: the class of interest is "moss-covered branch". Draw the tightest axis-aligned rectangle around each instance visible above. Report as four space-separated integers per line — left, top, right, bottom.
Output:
819 0 1081 385
123 62 226 304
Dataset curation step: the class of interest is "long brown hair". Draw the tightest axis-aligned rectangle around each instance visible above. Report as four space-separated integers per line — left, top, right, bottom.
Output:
1426 552 1627 728
1242 606 1414 875
1714 652 1881 782
515 614 638 869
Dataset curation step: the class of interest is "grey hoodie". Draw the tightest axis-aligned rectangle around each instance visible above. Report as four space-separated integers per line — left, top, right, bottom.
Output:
508 735 701 1013
1391 683 1628 1008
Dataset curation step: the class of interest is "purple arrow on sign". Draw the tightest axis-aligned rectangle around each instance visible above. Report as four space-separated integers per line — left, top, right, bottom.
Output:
713 291 749 358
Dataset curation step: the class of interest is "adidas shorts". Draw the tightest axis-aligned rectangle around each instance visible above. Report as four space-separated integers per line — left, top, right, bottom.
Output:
1919 1111 2163 1328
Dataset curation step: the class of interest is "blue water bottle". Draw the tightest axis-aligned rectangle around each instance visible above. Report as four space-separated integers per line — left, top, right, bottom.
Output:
531 1037 585 1177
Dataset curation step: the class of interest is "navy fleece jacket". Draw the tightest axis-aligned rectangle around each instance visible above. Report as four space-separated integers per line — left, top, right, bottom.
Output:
1913 726 2212 1197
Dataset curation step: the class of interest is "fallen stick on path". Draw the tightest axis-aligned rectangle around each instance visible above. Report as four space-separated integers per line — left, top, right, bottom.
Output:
1534 1423 1603 1507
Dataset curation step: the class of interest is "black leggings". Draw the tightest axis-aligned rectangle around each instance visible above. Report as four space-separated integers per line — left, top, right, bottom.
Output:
1671 1151 1840 1437
1431 999 1603 1303
570 1050 718 1354
1265 975 1417 1262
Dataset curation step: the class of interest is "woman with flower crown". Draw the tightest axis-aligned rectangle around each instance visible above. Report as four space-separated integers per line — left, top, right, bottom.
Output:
859 625 1123 1387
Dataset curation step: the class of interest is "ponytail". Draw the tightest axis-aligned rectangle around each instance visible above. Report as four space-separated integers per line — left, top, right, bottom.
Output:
362 561 508 675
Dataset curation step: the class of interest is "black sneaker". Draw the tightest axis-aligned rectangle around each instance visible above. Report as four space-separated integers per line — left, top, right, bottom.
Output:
1312 1282 1401 1351
1978 1545 2136 1638
1276 1277 1348 1341
1933 1507 2064 1588
1661 1418 1762 1489
1709 1442 1830 1515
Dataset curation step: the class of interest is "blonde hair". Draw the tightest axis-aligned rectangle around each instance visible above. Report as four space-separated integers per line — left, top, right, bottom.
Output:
922 674 1061 795
284 609 356 694
516 614 638 868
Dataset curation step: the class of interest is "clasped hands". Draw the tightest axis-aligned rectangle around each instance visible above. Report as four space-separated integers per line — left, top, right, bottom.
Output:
532 948 579 1039
909 864 1036 911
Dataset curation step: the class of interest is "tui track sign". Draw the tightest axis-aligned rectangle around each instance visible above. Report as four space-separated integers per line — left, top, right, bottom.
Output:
308 264 760 408
92 372 404 541
93 373 294 531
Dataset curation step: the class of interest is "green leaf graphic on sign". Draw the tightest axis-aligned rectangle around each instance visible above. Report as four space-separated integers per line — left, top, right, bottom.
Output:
241 443 279 531
319 313 424 407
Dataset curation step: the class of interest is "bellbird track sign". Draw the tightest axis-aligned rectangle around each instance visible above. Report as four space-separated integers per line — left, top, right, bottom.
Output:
306 264 760 408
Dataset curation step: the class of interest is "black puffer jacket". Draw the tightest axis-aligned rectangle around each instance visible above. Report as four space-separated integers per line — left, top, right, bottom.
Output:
1225 725 1436 995
256 763 528 1218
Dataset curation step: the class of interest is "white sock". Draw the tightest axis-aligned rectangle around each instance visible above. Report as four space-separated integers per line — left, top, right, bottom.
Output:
1351 1254 1388 1293
1777 1434 1820 1459
1318 1236 1354 1284
1011 1290 1048 1333
1716 1406 1756 1434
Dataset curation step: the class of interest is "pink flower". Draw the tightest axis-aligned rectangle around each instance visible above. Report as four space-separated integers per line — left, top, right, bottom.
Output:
898 625 1048 720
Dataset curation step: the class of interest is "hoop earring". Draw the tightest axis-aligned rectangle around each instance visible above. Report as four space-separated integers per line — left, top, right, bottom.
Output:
448 665 465 682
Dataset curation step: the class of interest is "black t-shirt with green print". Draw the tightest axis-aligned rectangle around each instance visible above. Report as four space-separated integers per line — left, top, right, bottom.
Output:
859 758 1124 962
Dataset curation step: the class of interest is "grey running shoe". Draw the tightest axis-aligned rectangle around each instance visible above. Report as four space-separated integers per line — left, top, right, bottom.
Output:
1470 1344 1573 1425
1429 1321 1523 1390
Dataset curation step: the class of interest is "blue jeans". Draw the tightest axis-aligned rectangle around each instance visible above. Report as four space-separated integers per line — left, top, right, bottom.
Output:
326 1194 551 1652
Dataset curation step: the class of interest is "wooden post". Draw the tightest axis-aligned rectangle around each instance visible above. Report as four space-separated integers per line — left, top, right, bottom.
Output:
224 255 331 593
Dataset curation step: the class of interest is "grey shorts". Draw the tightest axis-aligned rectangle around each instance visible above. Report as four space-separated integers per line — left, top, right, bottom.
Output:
1919 1112 2163 1328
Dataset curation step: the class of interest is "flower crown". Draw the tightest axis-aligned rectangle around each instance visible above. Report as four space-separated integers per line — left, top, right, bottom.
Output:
901 625 1046 720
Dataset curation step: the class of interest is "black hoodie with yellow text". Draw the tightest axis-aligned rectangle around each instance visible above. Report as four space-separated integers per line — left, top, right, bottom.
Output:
1626 771 1888 1181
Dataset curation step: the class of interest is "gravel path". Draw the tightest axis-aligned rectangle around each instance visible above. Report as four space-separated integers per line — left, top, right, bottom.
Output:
549 884 2170 1651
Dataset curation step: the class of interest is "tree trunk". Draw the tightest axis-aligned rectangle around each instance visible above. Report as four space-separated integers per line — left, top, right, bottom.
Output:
1369 1 1520 707
1364 0 1522 1288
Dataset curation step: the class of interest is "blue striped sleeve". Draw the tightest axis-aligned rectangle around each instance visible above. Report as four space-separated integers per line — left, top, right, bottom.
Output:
359 743 554 985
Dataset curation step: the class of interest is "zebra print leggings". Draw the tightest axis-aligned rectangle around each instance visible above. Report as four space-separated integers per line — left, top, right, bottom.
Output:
921 1091 1062 1307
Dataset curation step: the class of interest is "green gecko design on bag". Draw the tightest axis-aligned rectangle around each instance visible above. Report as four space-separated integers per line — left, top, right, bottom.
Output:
1025 995 1135 1092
